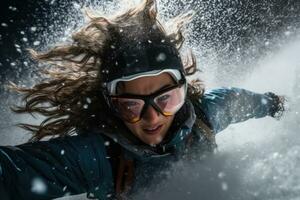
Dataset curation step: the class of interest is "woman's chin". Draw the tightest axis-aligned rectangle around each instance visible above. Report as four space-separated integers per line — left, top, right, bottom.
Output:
143 135 164 146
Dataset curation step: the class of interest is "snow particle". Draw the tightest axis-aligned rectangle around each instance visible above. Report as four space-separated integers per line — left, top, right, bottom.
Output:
218 172 226 179
272 152 280 159
30 27 37 32
33 41 40 46
102 69 109 74
261 98 268 105
73 2 81 9
86 97 92 104
284 31 291 36
221 182 228 191
156 53 166 62
31 178 47 194
107 193 112 198
60 149 65 155
8 6 17 11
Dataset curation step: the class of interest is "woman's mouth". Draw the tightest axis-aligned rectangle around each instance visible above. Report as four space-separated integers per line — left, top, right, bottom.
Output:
143 125 163 135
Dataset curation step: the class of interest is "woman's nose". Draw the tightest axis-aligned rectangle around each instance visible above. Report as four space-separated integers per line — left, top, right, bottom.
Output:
142 105 160 122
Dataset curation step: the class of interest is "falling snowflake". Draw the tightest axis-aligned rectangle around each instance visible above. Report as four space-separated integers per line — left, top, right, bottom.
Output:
30 27 37 32
156 53 166 62
33 41 40 46
31 178 47 194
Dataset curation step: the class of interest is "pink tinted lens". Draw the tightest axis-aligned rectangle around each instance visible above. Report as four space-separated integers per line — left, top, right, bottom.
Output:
154 86 186 115
111 98 144 122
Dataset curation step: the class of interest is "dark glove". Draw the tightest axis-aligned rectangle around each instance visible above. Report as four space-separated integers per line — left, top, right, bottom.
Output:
264 92 286 119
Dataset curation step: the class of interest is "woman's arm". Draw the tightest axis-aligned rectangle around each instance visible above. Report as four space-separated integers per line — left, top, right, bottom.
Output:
0 132 113 200
193 87 285 134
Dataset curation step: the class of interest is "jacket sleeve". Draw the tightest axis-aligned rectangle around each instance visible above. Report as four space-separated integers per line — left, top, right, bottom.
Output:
0 132 114 200
194 87 285 134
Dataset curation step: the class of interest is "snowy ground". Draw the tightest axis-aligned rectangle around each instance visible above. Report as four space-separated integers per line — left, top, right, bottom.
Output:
0 0 299 199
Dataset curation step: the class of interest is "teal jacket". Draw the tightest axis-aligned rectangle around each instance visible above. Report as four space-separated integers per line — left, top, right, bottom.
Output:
0 87 283 199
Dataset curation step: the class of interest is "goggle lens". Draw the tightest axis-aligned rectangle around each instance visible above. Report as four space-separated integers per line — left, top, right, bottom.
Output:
111 98 145 123
154 86 185 115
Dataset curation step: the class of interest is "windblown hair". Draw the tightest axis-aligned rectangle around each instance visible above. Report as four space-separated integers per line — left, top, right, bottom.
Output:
10 0 204 141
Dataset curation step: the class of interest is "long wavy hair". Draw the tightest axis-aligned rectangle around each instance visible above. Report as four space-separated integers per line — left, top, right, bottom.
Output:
10 0 204 142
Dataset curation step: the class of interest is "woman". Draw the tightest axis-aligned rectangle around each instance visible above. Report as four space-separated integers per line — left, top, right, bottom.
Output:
0 0 285 199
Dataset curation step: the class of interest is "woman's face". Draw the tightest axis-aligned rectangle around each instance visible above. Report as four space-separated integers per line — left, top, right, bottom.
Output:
117 73 176 146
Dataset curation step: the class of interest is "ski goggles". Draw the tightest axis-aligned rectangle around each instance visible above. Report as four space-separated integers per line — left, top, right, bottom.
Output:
108 80 187 123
